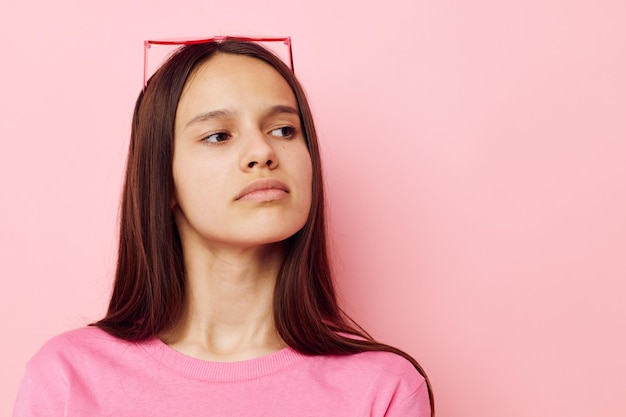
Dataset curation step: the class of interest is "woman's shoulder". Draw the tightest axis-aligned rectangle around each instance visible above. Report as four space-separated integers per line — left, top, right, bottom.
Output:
306 348 427 392
296 349 430 415
25 326 137 374
32 326 129 355
15 328 152 416
319 348 422 374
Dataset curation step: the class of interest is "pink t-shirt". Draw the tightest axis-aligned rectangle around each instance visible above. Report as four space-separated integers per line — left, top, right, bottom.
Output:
13 327 430 416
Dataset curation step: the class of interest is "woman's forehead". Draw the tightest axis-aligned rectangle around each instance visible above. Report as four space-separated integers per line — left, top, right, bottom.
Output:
182 54 295 102
175 54 299 128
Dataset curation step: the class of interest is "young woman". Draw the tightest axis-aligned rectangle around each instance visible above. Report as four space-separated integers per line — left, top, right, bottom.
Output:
13 39 433 416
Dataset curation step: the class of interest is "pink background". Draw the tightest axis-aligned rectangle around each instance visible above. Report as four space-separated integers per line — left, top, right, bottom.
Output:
1 1 625 416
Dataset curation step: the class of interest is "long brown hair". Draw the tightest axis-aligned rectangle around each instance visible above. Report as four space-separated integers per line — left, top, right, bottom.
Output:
95 39 433 413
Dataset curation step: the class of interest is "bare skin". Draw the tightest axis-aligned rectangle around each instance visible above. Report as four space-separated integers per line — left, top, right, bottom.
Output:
160 243 287 362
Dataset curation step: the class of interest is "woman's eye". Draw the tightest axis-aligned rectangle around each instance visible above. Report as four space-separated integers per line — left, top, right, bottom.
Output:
270 126 296 139
202 132 230 144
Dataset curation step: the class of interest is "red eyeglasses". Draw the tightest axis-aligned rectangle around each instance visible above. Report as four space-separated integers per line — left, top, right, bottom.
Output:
143 36 294 86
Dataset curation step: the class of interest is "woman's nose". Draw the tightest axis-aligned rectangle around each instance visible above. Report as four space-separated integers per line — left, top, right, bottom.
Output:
241 131 278 171
247 159 273 168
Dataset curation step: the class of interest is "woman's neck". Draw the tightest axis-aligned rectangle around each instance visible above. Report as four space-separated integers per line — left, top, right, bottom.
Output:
161 242 287 362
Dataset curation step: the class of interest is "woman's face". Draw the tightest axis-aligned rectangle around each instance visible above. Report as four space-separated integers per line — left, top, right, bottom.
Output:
172 53 313 253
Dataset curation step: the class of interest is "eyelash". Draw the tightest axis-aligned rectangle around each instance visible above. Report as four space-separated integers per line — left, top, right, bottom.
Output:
200 126 297 145
201 132 231 144
270 125 297 139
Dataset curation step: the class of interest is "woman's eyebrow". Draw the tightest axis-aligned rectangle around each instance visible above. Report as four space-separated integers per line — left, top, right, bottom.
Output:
185 105 299 130
263 104 300 118
185 109 233 128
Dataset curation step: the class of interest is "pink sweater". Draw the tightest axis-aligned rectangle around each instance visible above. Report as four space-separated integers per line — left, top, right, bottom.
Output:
13 327 430 416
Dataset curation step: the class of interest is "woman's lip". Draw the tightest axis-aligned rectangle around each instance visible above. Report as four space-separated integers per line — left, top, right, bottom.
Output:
235 178 289 201
237 188 288 202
